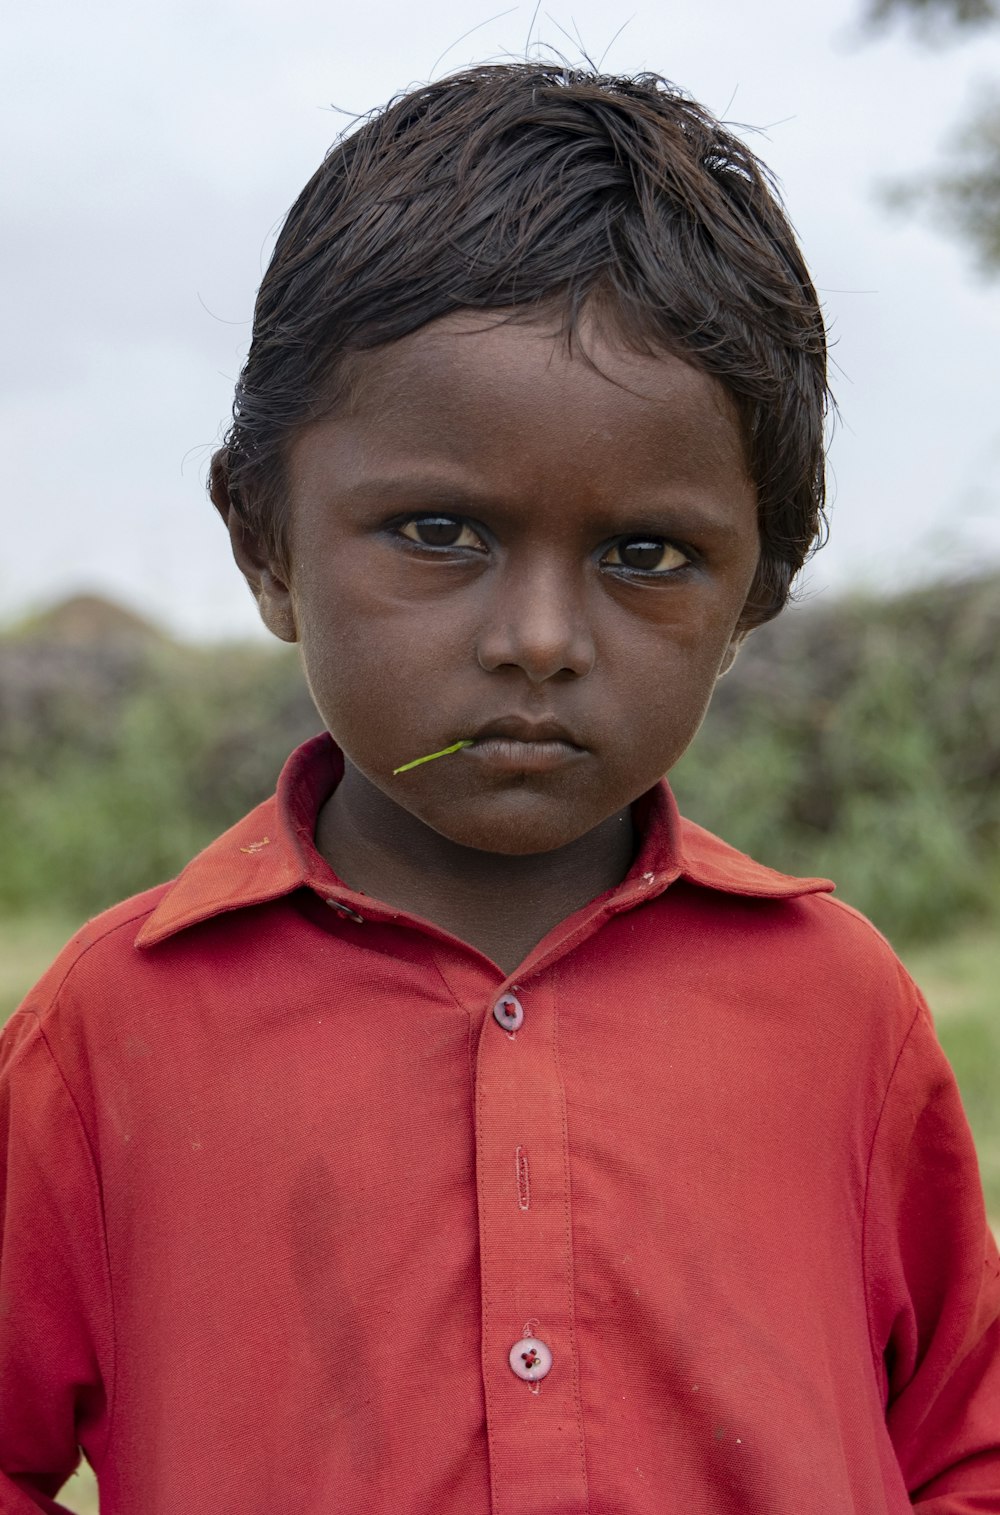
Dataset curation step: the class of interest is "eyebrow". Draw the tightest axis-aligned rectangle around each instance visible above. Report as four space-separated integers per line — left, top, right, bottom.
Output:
335 473 497 508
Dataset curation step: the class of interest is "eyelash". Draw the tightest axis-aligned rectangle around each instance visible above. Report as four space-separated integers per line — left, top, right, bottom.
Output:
394 515 694 577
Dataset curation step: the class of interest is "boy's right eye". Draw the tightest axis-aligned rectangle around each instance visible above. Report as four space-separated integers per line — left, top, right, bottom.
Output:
398 515 487 550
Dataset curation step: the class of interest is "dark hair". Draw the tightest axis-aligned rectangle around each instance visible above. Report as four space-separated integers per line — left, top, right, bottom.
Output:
212 63 830 626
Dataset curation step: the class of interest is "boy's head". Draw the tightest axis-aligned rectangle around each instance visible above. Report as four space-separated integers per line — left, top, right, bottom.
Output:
212 63 829 630
210 64 830 857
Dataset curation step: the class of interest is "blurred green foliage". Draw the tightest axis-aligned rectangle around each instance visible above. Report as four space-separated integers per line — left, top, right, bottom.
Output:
905 923 1000 1212
668 572 1000 944
0 633 320 916
1 572 998 946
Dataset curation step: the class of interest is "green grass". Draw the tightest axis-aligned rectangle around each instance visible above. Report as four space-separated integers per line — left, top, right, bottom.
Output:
1 909 995 1514
901 924 1000 1218
902 922 1000 1022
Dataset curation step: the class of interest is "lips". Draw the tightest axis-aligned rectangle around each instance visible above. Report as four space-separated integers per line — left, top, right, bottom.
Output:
471 715 582 747
464 715 586 774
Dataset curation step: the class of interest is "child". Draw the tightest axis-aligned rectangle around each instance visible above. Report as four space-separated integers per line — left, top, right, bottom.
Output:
1 63 997 1515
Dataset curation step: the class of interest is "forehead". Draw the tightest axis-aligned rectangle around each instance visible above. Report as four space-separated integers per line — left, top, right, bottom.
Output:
287 310 753 527
347 310 742 451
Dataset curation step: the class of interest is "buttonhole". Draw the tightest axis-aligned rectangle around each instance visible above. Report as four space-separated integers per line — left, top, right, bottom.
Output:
515 1146 531 1211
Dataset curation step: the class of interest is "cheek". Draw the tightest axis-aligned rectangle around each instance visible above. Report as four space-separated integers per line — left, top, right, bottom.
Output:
627 671 711 755
625 589 744 673
294 589 439 744
615 613 737 744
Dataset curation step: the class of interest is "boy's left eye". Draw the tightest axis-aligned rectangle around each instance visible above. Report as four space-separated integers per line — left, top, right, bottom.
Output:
398 516 487 550
602 538 690 573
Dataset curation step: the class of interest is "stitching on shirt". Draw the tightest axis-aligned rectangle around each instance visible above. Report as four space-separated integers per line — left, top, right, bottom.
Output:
515 1146 531 1211
466 1010 476 1127
3 906 162 1464
31 904 163 1017
427 950 477 1014
423 951 479 1085
550 967 592 1512
860 995 924 1401
815 891 903 955
524 910 615 980
473 1011 500 1513
34 1018 119 1466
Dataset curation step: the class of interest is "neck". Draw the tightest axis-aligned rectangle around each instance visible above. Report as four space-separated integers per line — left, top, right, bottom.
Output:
315 762 635 972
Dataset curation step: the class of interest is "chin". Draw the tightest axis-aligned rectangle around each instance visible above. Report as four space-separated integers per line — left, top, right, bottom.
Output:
424 801 592 857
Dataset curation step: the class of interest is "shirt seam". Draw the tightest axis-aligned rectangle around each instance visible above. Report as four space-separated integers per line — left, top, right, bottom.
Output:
475 1013 498 1511
427 951 483 1014
33 903 161 1013
428 952 481 1134
14 910 153 1468
817 891 899 947
860 997 924 1401
551 966 591 1513
24 1012 119 1469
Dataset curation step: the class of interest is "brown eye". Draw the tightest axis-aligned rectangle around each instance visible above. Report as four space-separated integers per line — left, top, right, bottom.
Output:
400 516 484 550
604 538 688 573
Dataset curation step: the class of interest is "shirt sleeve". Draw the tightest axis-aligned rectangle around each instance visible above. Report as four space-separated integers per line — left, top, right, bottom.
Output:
0 1008 114 1512
864 993 1000 1512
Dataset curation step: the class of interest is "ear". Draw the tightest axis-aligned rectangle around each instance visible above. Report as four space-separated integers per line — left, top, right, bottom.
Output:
717 628 750 679
209 453 298 644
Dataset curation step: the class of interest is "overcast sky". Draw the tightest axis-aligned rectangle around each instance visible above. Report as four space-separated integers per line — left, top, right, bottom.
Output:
4 0 999 639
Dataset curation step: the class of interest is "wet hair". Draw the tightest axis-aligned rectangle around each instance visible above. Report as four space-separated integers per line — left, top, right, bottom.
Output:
211 63 830 627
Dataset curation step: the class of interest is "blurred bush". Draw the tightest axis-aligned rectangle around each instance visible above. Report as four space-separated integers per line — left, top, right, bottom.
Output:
672 571 1000 942
1 574 998 945
0 602 320 915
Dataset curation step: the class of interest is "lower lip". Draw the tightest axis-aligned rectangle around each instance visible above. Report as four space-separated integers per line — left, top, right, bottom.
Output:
465 738 585 773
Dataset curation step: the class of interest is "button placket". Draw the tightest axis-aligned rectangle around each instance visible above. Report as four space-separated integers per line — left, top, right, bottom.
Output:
475 976 589 1513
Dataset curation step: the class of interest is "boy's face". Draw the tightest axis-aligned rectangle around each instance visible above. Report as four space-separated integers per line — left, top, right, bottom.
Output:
235 312 760 856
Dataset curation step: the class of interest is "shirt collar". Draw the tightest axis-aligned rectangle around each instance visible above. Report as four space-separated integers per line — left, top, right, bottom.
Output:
135 732 832 950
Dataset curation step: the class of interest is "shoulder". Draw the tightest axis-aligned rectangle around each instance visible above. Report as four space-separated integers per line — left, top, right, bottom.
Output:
674 813 924 1045
3 884 172 1050
9 789 286 1030
2 788 297 1087
0 887 169 1131
678 810 893 947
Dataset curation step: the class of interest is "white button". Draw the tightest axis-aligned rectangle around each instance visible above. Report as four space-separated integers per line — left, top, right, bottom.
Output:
493 993 524 1031
509 1336 552 1381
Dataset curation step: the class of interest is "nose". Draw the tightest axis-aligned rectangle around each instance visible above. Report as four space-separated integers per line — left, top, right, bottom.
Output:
475 556 596 683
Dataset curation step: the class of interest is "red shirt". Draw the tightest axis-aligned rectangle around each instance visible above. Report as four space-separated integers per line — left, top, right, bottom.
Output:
2 735 998 1514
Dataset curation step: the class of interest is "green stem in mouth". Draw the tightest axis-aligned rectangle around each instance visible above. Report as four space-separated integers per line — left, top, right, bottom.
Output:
392 740 474 775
